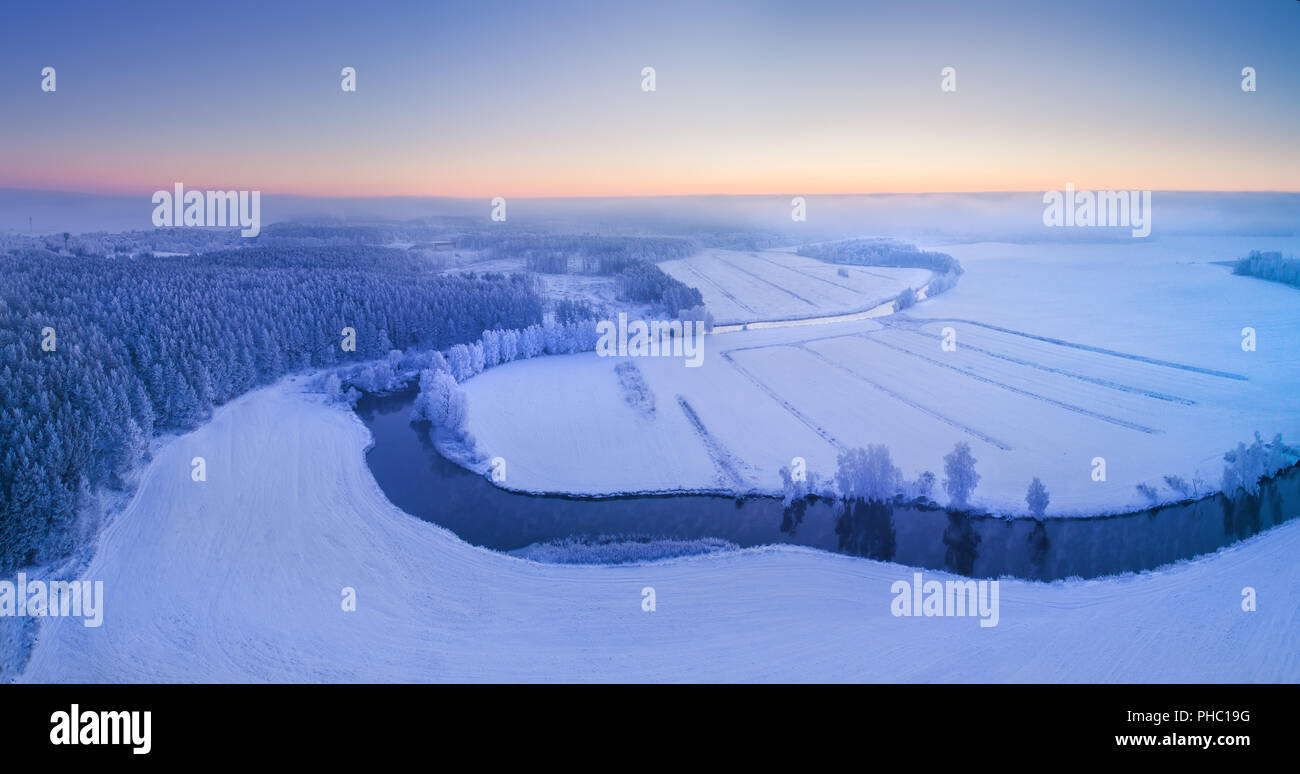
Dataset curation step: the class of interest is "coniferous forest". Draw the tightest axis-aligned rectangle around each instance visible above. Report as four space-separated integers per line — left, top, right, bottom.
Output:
0 246 544 570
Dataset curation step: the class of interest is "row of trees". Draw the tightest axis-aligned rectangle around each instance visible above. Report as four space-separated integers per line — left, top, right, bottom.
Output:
796 238 963 275
454 233 697 274
407 314 610 435
782 431 1298 520
778 441 1054 519
1233 250 1300 288
0 246 545 571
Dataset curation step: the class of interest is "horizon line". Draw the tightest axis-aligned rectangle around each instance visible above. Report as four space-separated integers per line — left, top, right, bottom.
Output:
4 185 1300 201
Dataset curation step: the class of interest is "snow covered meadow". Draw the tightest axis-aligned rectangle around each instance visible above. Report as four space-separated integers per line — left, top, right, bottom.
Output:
660 247 929 325
461 235 1300 517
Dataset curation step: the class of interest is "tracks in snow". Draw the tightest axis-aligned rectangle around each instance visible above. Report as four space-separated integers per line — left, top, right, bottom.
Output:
676 395 751 489
855 335 1162 434
793 343 1015 451
908 317 1249 381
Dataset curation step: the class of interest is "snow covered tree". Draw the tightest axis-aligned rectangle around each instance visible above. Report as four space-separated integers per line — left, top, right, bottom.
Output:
480 329 501 367
500 328 520 362
1025 476 1049 518
321 372 343 402
835 445 901 502
943 442 980 509
410 369 467 434
448 344 473 382
520 324 544 358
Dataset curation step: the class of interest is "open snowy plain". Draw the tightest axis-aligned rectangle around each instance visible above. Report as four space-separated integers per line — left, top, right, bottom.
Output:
660 247 929 325
462 236 1300 516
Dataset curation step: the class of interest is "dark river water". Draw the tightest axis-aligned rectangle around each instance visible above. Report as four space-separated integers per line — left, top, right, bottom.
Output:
356 391 1298 580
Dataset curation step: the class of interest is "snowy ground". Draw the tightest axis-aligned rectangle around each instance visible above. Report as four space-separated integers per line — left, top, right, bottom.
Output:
461 236 1300 515
20 380 1299 682
660 247 930 325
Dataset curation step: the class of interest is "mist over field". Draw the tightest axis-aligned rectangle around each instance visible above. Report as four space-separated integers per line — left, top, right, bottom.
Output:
5 189 1298 242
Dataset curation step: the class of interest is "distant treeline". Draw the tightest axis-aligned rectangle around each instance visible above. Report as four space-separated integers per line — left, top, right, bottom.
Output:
0 220 486 259
796 239 963 301
691 232 791 251
1233 251 1300 288
796 239 962 275
452 233 698 274
0 246 543 571
1 228 246 258
451 233 703 315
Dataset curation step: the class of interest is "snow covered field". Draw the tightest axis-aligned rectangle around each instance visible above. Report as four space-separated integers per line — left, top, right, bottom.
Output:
462 236 1300 515
19 380 1299 682
660 248 930 325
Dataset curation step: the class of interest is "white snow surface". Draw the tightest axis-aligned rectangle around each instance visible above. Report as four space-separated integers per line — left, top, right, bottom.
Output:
19 379 1300 682
462 237 1300 515
660 247 929 325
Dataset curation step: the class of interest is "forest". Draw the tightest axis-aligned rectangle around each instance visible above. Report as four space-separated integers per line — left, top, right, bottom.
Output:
0 245 544 570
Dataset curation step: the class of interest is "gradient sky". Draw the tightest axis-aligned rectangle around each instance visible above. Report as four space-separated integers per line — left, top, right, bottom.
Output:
1 0 1297 198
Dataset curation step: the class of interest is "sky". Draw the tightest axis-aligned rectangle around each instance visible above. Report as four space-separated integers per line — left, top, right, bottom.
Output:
0 0 1297 198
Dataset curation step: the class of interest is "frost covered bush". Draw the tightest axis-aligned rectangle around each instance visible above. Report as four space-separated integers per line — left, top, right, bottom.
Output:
907 470 936 501
512 535 736 565
614 362 655 417
778 464 823 506
1162 475 1193 499
1222 432 1297 496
